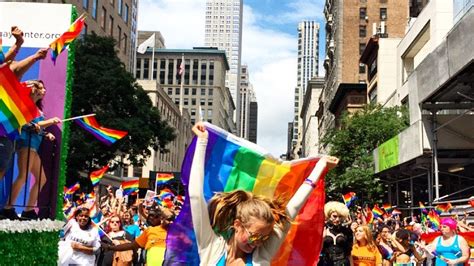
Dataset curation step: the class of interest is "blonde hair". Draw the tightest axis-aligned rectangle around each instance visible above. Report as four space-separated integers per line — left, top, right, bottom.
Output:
324 201 349 219
354 225 377 251
208 190 289 235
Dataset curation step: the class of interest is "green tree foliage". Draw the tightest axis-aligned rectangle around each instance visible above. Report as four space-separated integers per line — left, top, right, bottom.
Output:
321 104 409 203
66 34 175 186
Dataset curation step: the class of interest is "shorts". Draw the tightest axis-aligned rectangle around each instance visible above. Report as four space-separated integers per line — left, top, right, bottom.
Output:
0 137 14 171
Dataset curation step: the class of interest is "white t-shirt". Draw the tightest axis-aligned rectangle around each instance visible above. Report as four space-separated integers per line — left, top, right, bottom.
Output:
59 219 101 265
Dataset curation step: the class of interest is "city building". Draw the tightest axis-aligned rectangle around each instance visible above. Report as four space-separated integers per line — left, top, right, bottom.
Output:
135 46 236 132
291 21 320 157
318 0 410 152
126 79 193 177
372 0 474 206
300 77 324 157
239 65 258 142
286 122 294 159
15 0 138 71
204 0 243 134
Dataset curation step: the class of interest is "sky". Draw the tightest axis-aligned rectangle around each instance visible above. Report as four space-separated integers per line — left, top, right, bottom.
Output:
138 0 326 157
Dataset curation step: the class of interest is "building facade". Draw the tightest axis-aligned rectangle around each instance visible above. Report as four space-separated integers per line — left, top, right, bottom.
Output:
204 0 243 134
300 77 324 158
14 0 138 71
239 65 258 142
135 47 235 132
291 21 320 157
318 0 409 152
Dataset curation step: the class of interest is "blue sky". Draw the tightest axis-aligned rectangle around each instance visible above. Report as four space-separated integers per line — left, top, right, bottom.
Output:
138 0 326 157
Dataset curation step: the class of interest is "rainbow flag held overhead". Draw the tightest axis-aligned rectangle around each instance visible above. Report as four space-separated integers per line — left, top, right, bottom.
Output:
122 179 139 196
382 203 393 212
434 202 453 214
155 173 174 186
64 182 80 195
165 122 328 266
49 13 86 63
75 116 128 146
372 204 384 218
391 209 402 216
365 206 374 224
0 66 40 137
427 210 440 229
90 165 109 186
419 202 428 214
157 188 174 200
342 192 357 207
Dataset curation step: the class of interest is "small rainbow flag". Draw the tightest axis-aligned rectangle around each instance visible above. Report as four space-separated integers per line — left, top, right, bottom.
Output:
372 204 384 218
419 201 428 214
49 14 86 63
427 210 440 229
64 182 80 195
0 66 40 137
342 192 356 207
161 198 174 209
382 203 392 212
90 165 109 186
122 179 139 196
165 122 328 265
365 206 374 224
158 188 174 200
391 209 402 216
434 202 452 214
75 116 128 146
155 173 174 186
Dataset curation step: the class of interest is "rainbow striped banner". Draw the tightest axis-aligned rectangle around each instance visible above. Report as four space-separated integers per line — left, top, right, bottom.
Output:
75 116 128 146
49 13 86 63
165 123 327 265
90 165 109 186
0 66 39 137
155 173 174 186
122 179 139 196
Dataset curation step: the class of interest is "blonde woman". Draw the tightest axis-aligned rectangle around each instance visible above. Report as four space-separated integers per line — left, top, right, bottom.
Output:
351 225 382 266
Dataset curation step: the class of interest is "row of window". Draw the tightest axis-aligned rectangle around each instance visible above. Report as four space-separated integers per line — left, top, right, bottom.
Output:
359 7 387 20
83 0 129 24
167 87 214 96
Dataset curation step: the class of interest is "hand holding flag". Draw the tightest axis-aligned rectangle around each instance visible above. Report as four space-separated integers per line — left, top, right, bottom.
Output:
49 13 86 63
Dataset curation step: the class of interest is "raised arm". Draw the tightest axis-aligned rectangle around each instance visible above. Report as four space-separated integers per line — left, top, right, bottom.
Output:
286 156 338 219
10 48 47 80
3 27 24 64
188 123 217 249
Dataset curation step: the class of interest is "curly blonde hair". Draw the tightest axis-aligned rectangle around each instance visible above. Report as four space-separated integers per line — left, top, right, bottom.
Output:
324 201 349 220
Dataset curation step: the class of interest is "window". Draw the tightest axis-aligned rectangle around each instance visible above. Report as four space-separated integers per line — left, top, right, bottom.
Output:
118 0 122 15
184 98 189 105
101 7 106 29
117 26 122 48
135 59 141 79
359 63 366 74
184 88 189 95
208 88 213 96
123 4 129 23
359 25 366 37
200 99 206 106
175 88 180 94
80 23 88 37
109 16 114 36
168 88 173 95
200 88 206 96
208 99 213 106
359 43 366 55
83 0 89 10
191 109 196 116
359 8 367 20
380 8 387 20
92 0 97 19
191 99 196 105
207 110 212 117
123 34 127 54
192 88 197 95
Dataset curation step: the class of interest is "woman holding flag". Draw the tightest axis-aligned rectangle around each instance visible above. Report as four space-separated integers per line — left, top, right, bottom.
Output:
188 122 339 265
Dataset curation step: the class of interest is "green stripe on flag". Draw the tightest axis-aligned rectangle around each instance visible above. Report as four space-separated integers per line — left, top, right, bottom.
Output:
0 100 21 130
224 147 265 192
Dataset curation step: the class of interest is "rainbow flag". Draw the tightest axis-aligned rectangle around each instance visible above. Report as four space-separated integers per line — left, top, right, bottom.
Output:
365 206 374 224
434 202 452 214
164 123 327 265
342 192 356 207
0 66 39 137
391 209 402 216
372 204 384 218
419 201 428 214
155 173 174 186
161 198 174 209
382 203 392 212
158 188 174 200
64 182 80 195
75 116 128 146
122 179 139 196
90 165 109 186
378 244 394 260
49 14 86 63
427 210 440 229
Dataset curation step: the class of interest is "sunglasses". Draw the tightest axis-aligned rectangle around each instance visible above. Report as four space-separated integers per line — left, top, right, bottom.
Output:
243 226 270 245
110 220 120 224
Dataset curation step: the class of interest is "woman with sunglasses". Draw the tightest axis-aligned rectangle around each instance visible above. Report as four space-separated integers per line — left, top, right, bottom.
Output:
189 123 339 265
351 225 382 266
98 214 134 265
104 206 169 265
376 225 395 266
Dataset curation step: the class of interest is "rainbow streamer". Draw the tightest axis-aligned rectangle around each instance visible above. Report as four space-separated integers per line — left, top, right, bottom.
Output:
156 173 174 186
434 203 452 214
0 66 39 137
164 123 327 265
342 192 356 207
372 204 384 218
75 116 128 146
49 14 86 63
90 165 109 186
122 179 139 196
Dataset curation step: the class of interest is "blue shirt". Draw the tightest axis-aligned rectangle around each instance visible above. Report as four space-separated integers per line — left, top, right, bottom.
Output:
124 224 141 239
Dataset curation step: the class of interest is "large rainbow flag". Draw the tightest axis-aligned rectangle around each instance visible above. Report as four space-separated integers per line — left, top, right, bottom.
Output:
165 123 327 265
90 165 109 186
0 66 39 137
122 179 139 196
49 13 86 63
75 116 128 146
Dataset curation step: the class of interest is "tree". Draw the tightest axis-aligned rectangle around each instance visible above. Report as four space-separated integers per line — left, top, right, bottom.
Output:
321 104 409 203
66 34 175 187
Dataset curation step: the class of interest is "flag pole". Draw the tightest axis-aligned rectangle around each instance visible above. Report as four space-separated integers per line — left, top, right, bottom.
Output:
61 113 96 122
179 53 184 115
150 42 155 80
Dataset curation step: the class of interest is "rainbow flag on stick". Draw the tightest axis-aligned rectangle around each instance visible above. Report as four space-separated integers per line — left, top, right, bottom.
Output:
90 165 109 186
427 210 440 229
0 66 39 137
419 202 428 214
372 204 384 218
342 192 356 207
155 173 174 186
365 206 374 224
75 116 128 146
391 209 402 216
49 13 86 63
122 179 139 196
64 182 80 195
434 202 452 214
382 203 393 212
165 122 328 265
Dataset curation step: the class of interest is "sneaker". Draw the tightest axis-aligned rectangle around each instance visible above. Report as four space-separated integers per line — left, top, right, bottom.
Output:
2 208 20 220
21 209 38 220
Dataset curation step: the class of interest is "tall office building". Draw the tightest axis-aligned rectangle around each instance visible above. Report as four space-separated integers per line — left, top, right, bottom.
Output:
291 21 320 157
239 65 258 142
13 0 138 71
204 0 243 134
